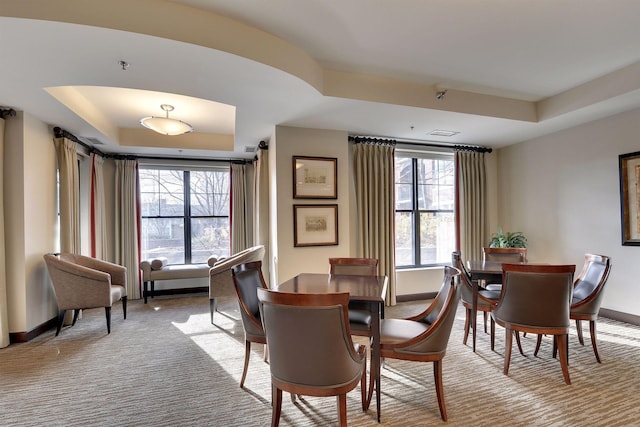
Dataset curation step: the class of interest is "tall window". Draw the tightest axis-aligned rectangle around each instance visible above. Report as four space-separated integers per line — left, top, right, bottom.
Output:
140 168 230 264
395 153 455 267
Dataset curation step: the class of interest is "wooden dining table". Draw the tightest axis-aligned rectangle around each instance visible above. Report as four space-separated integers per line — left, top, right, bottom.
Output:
276 273 389 422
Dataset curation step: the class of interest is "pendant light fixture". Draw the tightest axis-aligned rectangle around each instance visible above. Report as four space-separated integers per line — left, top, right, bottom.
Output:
140 104 193 136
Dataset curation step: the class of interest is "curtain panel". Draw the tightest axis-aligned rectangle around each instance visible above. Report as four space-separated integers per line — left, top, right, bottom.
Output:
53 137 81 254
231 163 250 253
90 153 108 259
253 147 270 286
456 150 487 262
0 118 8 347
114 159 141 299
353 142 396 305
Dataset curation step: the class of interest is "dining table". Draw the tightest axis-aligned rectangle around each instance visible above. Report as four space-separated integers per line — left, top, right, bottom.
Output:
276 272 389 422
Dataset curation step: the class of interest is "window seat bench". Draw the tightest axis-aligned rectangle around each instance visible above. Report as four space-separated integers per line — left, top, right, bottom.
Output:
140 258 215 303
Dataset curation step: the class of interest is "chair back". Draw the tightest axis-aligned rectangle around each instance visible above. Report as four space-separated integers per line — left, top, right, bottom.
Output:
398 266 461 354
452 251 474 304
257 289 364 389
483 247 527 263
231 261 268 337
571 254 611 317
329 257 378 276
494 264 575 330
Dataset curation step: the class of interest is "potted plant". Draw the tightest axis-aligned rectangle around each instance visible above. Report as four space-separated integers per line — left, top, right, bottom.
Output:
489 227 527 248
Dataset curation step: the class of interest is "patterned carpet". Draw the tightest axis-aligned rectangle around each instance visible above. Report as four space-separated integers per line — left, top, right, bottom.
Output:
1 293 640 427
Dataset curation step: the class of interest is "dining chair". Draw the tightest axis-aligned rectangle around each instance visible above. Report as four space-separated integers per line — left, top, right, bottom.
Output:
452 251 500 349
378 266 461 421
230 260 268 388
257 288 366 427
534 253 611 363
491 264 575 384
481 247 527 291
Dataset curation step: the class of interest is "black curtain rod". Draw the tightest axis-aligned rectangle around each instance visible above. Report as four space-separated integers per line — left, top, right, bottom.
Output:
1 108 17 119
54 127 253 164
349 135 492 153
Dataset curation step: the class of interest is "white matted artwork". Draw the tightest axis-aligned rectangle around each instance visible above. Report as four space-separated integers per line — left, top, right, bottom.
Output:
293 204 338 247
293 156 337 199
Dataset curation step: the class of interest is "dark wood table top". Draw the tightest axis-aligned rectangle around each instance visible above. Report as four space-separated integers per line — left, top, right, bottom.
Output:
276 273 388 302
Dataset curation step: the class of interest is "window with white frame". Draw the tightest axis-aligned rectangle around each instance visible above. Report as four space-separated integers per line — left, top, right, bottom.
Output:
139 167 230 264
395 150 455 267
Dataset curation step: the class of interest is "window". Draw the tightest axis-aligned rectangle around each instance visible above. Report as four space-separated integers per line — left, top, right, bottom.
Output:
140 168 230 265
395 153 455 267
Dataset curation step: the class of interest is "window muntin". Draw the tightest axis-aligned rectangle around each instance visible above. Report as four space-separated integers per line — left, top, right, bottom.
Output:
140 168 230 265
395 155 455 267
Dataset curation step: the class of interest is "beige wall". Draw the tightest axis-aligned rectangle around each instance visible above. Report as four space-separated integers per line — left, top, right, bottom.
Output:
497 107 640 316
270 126 353 284
4 112 58 333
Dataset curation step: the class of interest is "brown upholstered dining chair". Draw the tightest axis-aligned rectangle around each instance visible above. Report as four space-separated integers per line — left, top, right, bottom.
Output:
328 257 379 335
230 260 268 388
482 247 527 291
491 264 575 384
257 289 366 427
43 253 127 336
452 251 500 349
378 266 461 421
534 253 611 363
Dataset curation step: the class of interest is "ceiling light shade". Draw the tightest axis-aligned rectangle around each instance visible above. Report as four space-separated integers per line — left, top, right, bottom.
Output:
140 104 193 135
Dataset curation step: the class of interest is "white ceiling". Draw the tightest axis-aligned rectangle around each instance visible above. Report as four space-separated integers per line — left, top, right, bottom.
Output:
2 0 640 159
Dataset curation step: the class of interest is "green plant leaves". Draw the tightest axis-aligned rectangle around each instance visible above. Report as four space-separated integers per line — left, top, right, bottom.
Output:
489 228 527 248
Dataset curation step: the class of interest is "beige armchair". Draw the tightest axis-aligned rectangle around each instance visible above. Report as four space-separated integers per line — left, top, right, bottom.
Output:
209 245 265 323
43 253 127 336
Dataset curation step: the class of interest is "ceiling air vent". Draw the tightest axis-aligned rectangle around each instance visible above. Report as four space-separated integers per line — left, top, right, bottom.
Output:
83 137 105 145
244 145 258 153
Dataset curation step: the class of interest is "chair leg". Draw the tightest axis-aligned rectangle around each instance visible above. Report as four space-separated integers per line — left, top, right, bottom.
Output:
576 319 584 345
337 394 348 427
271 384 282 427
534 334 543 356
240 340 251 388
483 311 488 334
105 307 111 334
210 298 217 324
463 307 471 345
433 360 447 421
360 354 367 411
55 310 66 336
490 317 496 351
515 331 525 356
557 334 571 385
122 296 127 319
589 320 602 363
72 309 81 326
503 328 513 375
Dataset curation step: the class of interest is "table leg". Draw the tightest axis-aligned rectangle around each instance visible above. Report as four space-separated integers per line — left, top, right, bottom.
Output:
472 279 478 352
372 301 382 422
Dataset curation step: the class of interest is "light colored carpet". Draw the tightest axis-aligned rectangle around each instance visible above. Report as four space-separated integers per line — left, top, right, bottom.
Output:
1 293 640 426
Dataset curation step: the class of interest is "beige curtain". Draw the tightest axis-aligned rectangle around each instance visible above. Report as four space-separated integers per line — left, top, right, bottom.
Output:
253 146 270 285
115 159 140 299
90 153 108 259
54 137 81 254
0 118 9 347
231 163 251 253
457 150 487 262
353 142 396 305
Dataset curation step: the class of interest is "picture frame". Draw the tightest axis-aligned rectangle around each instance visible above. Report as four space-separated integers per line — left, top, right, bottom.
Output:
619 151 640 245
293 204 338 247
293 156 337 199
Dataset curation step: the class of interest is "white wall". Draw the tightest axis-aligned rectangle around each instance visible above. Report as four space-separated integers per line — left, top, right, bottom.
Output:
5 112 58 333
498 107 640 316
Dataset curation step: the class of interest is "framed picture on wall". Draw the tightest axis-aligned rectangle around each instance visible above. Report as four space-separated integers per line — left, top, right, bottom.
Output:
293 204 338 247
619 151 640 245
293 156 337 199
